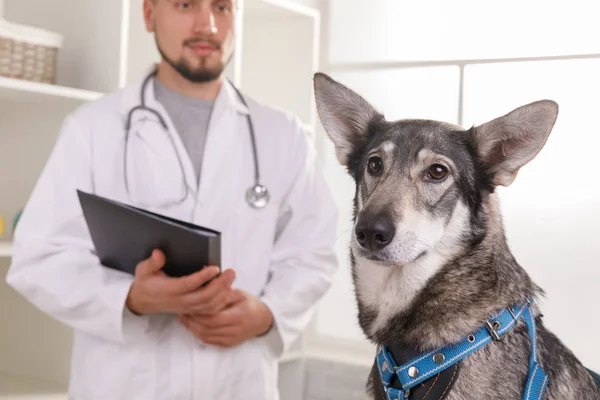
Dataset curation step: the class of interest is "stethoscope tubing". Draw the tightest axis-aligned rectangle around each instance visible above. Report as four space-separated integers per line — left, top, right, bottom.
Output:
124 69 268 209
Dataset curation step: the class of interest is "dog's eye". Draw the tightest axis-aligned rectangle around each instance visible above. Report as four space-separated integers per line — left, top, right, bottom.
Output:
427 164 449 181
367 157 383 174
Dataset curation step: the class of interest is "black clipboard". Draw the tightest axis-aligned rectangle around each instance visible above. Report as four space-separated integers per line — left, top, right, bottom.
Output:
77 190 221 277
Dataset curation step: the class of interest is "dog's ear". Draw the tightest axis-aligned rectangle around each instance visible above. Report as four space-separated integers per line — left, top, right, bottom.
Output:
472 100 559 187
313 73 383 166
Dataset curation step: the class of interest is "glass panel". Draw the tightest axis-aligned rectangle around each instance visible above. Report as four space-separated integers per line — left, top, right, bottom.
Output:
463 59 600 371
328 0 600 64
330 66 461 123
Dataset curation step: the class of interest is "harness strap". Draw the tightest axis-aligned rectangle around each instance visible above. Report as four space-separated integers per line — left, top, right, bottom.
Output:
375 300 549 400
522 306 549 400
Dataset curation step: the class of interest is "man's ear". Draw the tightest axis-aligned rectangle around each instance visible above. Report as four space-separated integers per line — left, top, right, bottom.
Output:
143 0 156 33
472 100 559 187
313 73 383 167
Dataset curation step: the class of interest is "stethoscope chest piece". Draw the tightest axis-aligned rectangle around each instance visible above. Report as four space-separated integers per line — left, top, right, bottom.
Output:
246 184 270 209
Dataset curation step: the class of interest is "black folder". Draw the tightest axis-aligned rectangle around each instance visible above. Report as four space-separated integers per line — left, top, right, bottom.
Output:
77 190 221 277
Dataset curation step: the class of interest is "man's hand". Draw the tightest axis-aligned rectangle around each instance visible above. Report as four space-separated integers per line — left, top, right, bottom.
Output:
126 249 242 315
178 290 274 348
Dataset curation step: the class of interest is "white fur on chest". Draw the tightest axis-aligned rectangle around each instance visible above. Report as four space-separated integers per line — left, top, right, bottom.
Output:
355 254 445 336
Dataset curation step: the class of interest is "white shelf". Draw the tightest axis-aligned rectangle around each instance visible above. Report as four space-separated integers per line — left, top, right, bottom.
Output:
0 241 12 258
0 371 67 400
0 76 103 103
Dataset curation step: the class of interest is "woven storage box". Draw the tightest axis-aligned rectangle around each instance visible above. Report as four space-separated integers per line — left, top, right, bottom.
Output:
0 19 63 84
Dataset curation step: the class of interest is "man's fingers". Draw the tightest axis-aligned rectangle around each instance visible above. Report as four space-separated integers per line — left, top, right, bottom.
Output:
191 289 232 315
209 288 245 312
198 327 241 338
136 249 166 277
226 289 245 306
171 265 222 295
202 269 236 295
183 290 228 317
212 269 236 289
179 315 240 337
185 267 233 294
198 336 239 348
178 316 241 348
189 307 240 329
191 289 245 315
179 269 236 307
199 335 240 347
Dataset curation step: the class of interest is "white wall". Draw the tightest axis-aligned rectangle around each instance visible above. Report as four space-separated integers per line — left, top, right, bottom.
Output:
124 0 160 86
462 59 600 371
314 0 600 371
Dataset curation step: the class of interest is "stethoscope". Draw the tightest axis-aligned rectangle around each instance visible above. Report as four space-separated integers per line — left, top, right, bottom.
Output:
124 69 270 209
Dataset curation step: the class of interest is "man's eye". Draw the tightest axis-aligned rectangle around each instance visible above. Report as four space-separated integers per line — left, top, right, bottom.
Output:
215 3 231 12
176 1 192 9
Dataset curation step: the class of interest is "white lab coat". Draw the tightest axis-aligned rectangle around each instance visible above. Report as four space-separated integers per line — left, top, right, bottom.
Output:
5 67 339 400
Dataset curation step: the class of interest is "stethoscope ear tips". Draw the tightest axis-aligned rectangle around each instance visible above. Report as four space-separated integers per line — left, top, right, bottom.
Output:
246 184 270 209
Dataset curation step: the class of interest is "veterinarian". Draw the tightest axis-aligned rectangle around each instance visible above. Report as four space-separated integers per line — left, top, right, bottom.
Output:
5 1 338 399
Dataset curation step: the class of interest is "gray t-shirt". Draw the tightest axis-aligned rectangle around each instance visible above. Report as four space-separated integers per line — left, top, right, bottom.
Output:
153 79 215 186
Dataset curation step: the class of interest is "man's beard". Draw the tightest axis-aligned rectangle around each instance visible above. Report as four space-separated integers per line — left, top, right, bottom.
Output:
156 37 229 83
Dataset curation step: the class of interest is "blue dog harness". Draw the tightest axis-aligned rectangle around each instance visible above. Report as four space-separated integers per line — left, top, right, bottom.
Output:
376 300 548 400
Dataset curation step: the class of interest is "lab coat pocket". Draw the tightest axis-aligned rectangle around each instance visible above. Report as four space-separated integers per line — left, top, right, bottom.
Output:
228 337 277 400
70 332 154 400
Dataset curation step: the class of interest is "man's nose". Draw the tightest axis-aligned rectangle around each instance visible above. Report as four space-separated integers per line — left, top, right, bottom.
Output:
355 211 396 251
193 6 218 35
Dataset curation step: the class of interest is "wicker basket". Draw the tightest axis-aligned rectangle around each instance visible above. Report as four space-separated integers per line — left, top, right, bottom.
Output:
0 19 63 84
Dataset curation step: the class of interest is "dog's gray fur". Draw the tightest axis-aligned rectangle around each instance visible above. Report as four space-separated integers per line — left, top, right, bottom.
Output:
313 72 600 399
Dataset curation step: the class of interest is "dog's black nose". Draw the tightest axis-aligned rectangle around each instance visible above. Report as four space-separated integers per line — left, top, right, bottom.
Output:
355 213 395 251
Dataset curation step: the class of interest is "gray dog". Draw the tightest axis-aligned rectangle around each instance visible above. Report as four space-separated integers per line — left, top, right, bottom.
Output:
313 72 600 400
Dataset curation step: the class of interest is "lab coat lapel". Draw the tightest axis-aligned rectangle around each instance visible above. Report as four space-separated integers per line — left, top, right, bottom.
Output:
144 79 199 197
120 67 251 230
121 66 199 199
197 80 250 229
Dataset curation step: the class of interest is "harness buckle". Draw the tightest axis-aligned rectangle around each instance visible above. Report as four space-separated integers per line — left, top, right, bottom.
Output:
485 320 502 341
